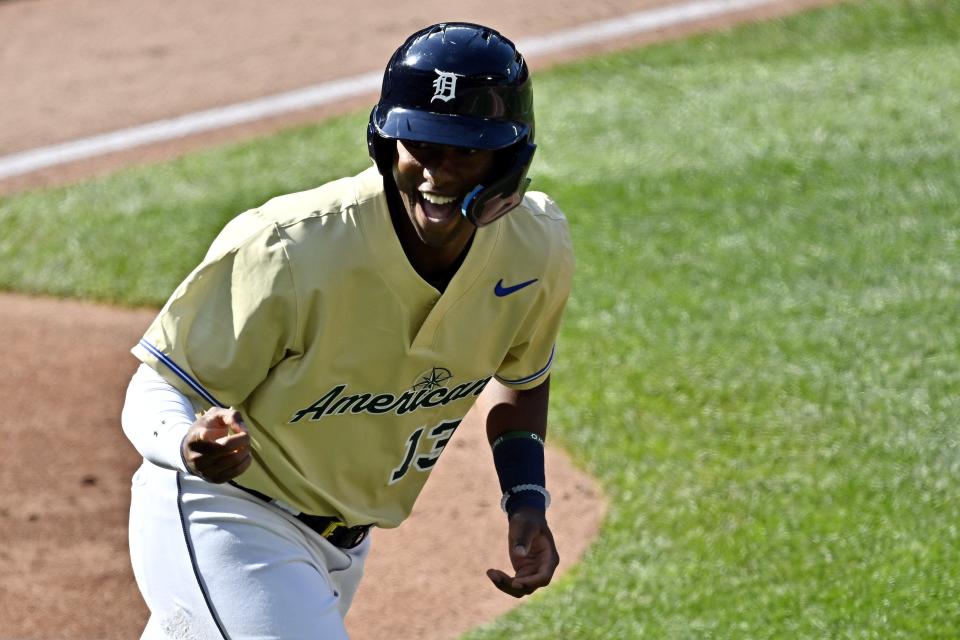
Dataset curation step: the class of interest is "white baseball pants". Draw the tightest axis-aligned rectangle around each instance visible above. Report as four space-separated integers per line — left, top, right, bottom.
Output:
128 461 370 640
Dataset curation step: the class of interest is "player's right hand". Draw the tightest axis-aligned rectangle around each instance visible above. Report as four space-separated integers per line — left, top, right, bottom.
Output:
181 408 252 484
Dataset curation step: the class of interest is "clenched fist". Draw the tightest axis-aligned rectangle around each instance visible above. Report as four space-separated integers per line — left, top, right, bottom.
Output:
181 408 252 483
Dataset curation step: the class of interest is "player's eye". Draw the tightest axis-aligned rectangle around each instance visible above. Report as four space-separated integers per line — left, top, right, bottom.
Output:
402 140 431 151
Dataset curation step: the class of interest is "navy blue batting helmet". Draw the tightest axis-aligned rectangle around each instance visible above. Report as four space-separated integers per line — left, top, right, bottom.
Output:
367 22 536 227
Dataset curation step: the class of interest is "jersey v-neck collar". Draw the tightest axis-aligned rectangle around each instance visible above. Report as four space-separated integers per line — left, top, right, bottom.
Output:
355 168 502 350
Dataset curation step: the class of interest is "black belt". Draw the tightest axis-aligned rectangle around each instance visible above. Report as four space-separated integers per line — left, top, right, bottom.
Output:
230 482 370 549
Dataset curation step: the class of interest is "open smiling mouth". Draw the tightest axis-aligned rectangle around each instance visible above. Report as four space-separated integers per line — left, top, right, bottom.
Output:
418 191 463 223
422 192 458 206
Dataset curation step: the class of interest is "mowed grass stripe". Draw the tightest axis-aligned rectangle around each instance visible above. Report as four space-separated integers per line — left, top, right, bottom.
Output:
1 0 958 637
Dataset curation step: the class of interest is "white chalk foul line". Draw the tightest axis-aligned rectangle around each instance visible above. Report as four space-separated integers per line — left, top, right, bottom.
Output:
0 0 780 180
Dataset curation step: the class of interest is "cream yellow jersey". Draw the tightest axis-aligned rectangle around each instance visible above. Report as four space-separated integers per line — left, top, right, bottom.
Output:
133 166 573 528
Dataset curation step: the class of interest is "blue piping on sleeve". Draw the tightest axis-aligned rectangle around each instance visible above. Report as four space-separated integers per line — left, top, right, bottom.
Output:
495 345 555 386
138 339 226 409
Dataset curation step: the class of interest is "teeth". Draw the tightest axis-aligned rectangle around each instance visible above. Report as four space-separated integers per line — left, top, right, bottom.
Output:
421 192 457 205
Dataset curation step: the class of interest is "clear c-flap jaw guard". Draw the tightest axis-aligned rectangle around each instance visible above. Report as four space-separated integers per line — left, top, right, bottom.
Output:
460 144 536 227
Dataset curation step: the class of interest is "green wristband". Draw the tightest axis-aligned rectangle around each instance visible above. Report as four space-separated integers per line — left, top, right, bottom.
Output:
491 430 545 451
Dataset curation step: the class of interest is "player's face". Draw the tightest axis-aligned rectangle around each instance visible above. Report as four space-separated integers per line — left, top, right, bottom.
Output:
392 140 496 248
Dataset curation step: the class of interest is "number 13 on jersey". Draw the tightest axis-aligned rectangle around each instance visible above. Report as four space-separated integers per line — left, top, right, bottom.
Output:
389 419 462 484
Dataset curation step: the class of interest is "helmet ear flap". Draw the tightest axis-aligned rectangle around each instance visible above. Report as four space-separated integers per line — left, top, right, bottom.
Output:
461 142 536 227
367 109 395 177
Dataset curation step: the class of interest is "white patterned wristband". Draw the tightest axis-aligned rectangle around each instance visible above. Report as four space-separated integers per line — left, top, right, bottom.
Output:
500 484 551 513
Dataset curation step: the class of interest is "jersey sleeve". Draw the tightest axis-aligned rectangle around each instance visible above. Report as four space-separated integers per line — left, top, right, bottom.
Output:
132 213 300 409
494 211 574 390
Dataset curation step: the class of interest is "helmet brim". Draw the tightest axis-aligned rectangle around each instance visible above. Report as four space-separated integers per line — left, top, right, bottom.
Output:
373 107 528 151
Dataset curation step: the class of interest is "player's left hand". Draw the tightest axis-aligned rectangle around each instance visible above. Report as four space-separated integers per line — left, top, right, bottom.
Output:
486 507 559 598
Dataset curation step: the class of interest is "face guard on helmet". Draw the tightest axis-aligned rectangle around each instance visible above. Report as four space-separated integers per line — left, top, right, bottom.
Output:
367 22 536 227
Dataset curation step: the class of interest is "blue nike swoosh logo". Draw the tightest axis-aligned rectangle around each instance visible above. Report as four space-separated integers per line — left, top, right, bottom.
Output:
494 278 539 297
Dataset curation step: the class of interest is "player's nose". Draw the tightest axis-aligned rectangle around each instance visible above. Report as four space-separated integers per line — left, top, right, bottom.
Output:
421 150 459 187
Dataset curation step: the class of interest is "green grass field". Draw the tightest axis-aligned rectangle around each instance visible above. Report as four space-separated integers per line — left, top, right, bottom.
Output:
3 0 958 637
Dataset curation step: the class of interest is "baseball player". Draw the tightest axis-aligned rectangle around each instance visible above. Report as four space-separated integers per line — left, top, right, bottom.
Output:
121 22 573 639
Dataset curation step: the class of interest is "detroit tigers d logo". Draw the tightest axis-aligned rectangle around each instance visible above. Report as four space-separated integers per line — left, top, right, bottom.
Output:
431 69 463 103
